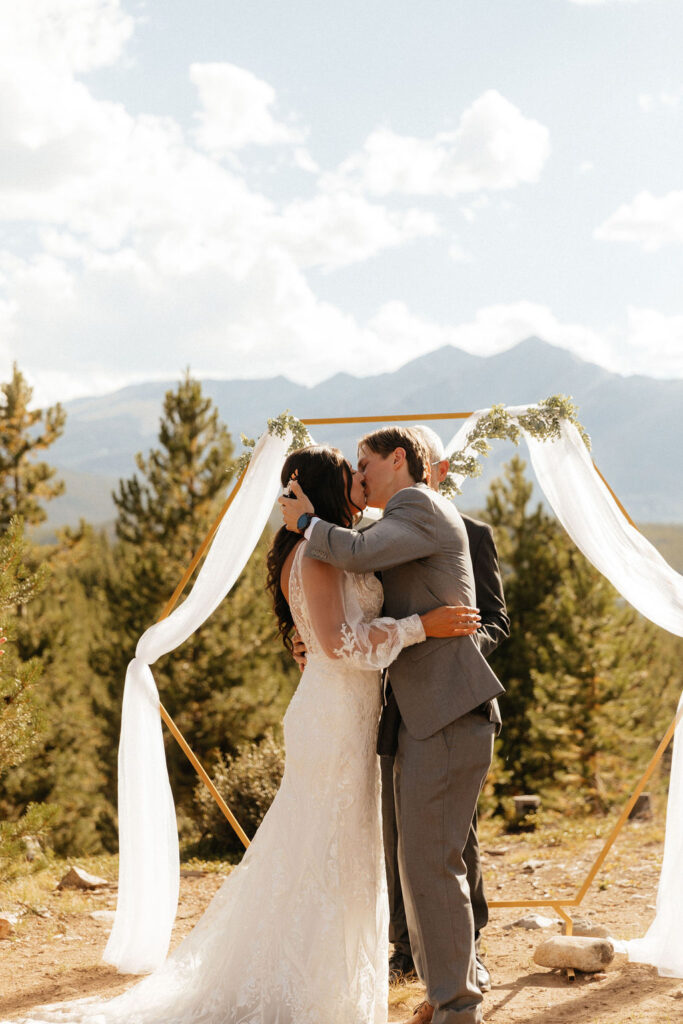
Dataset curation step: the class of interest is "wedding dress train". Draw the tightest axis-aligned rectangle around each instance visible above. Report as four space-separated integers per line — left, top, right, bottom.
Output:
15 544 425 1024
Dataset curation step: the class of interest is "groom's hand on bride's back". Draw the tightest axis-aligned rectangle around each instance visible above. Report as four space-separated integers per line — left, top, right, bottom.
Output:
292 630 307 672
420 605 481 638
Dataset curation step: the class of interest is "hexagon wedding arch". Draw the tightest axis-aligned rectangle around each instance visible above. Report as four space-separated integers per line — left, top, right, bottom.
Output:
102 400 683 980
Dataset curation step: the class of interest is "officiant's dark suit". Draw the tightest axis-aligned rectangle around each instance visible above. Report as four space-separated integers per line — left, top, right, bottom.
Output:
306 482 505 1024
381 514 509 985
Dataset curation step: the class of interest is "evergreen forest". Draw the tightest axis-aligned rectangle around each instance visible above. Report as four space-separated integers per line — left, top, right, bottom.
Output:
1 364 681 871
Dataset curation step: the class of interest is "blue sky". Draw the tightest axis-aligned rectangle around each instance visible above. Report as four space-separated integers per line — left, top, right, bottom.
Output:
2 0 682 405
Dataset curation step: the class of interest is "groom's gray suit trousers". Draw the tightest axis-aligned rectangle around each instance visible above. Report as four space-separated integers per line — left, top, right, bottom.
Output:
381 756 488 957
394 709 495 1024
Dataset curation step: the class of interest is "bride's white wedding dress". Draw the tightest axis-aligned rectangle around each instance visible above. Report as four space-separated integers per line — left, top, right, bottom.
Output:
15 543 425 1024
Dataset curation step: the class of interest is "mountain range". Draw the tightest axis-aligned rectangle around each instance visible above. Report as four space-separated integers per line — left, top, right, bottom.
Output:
44 338 683 529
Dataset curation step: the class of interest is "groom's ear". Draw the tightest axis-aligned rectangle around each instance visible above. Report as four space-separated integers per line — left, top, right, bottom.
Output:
392 447 407 470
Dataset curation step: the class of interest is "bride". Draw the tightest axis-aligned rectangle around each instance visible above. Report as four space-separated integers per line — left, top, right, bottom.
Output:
14 444 473 1024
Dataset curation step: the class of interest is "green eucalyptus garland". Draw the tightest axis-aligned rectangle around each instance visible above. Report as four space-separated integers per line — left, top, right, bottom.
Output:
235 411 312 475
441 393 590 498
235 395 589 497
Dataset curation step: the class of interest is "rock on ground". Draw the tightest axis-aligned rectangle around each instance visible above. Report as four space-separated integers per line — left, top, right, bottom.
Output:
57 867 110 890
534 935 615 972
90 911 116 924
505 913 559 930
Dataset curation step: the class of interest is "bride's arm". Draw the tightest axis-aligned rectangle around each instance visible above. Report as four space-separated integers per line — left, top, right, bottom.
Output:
301 559 479 670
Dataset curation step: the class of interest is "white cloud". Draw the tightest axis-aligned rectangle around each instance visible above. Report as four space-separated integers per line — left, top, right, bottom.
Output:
0 0 134 74
595 190 683 249
190 62 306 153
0 242 371 392
0 1 149 244
638 89 682 113
622 307 683 377
0 0 445 402
460 195 491 224
293 148 320 174
276 193 438 271
0 0 131 219
0 81 275 253
448 242 471 263
326 91 550 198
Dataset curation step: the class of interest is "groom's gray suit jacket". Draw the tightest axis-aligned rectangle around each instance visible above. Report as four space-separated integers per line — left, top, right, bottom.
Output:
305 483 505 740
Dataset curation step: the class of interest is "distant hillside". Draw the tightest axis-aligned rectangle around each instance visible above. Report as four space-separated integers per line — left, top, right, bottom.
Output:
45 338 683 527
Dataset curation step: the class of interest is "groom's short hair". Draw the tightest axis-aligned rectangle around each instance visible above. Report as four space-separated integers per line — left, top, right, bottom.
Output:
358 426 430 484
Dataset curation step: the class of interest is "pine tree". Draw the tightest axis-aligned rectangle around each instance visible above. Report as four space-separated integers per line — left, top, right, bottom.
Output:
6 524 115 853
529 543 681 812
0 518 55 868
486 456 568 794
0 364 115 855
0 364 65 530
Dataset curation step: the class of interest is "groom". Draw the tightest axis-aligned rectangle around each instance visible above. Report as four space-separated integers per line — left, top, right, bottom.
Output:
280 426 504 1024
383 425 509 996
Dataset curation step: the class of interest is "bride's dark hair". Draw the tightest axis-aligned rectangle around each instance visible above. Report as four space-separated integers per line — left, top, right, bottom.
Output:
266 445 356 651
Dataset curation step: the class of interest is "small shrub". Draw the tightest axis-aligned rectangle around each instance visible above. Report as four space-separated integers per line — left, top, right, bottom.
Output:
0 802 58 879
194 731 285 856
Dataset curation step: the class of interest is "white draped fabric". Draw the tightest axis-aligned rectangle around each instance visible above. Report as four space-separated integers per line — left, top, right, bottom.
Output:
445 405 683 977
625 690 683 977
104 429 290 974
108 405 683 980
445 409 683 638
524 421 683 638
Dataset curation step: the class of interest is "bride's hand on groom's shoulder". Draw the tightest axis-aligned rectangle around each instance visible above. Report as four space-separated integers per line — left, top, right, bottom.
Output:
420 605 481 638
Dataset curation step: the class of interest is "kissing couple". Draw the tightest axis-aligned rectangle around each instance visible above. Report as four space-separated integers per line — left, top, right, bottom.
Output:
10 425 506 1024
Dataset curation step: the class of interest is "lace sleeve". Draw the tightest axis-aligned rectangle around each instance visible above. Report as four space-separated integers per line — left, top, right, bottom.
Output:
299 556 425 670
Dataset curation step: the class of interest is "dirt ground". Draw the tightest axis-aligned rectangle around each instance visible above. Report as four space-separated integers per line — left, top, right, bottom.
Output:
1 815 681 1024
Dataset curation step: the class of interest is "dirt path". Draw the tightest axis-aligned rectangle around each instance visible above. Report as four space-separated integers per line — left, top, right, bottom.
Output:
1 818 681 1023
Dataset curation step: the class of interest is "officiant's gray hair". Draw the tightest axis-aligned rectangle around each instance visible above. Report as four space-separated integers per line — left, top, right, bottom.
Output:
411 424 445 463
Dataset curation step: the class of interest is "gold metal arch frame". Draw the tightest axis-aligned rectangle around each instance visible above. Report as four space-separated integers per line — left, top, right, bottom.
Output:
155 410 678 939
